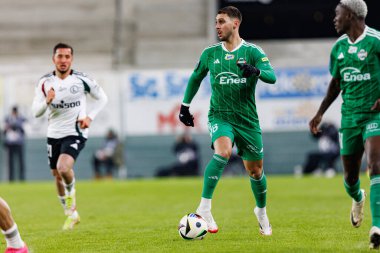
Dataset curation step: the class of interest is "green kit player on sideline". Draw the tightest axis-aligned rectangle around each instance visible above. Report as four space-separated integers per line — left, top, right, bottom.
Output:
309 0 380 249
179 6 276 235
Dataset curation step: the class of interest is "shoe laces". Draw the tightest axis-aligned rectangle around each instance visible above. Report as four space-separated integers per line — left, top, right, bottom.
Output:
352 200 364 216
203 215 215 224
197 210 215 224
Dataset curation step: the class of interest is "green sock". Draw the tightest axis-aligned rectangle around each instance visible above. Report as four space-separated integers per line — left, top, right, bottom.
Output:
201 154 228 199
370 175 380 227
250 173 267 208
344 179 363 202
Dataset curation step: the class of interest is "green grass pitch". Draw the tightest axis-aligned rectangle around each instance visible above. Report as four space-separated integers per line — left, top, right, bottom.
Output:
0 175 372 252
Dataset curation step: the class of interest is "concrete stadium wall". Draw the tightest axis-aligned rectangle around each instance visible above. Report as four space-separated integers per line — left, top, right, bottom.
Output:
0 0 114 55
0 0 212 70
0 0 334 71
1 131 340 181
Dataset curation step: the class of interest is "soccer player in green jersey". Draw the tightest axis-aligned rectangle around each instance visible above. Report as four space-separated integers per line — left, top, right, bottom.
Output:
179 6 276 235
309 0 380 249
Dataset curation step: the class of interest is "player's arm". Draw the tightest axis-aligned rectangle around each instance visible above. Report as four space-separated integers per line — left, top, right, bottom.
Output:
254 54 276 84
310 46 341 134
180 51 209 127
238 48 276 84
183 50 209 104
309 77 340 134
256 65 276 84
32 79 53 118
370 39 380 111
81 77 108 128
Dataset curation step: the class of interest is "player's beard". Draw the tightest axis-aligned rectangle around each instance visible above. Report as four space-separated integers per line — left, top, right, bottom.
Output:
220 34 231 41
219 30 233 42
57 66 70 75
58 69 69 75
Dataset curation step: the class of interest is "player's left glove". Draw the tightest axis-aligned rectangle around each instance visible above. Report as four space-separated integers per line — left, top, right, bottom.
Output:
179 104 194 127
237 63 260 78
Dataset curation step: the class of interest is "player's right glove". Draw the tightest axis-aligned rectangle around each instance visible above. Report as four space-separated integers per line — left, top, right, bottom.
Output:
179 104 194 127
237 63 260 78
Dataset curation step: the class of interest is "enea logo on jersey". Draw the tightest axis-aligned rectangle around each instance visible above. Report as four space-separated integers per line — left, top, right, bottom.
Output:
224 54 234 60
215 72 246 85
340 67 371 82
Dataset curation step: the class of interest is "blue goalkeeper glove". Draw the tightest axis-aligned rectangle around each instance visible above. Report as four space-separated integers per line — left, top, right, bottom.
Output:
179 104 194 127
237 63 260 78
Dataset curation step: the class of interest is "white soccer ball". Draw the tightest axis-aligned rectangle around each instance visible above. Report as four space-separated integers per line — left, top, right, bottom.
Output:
178 213 208 240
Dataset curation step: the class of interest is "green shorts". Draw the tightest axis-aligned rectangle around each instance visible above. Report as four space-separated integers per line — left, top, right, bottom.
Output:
208 119 263 161
339 119 380 155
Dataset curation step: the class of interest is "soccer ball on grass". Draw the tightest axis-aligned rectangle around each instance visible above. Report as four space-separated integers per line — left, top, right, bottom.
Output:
178 213 208 240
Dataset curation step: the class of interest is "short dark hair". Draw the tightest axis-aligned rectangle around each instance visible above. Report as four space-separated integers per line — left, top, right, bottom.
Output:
53 43 74 55
218 6 242 22
12 105 18 113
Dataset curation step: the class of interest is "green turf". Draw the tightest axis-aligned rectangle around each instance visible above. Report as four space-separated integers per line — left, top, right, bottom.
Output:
0 175 373 252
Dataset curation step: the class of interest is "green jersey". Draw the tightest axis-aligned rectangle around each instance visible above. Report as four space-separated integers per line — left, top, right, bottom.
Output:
330 26 380 128
183 40 276 131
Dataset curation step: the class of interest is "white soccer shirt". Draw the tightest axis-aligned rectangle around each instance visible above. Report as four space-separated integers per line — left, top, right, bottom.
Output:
32 70 108 139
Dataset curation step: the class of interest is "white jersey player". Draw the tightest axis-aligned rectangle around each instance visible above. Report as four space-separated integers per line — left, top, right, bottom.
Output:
33 69 106 139
32 43 108 231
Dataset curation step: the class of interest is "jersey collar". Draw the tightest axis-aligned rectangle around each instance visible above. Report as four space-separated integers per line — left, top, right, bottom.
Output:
347 26 368 45
222 39 244 52
53 69 74 76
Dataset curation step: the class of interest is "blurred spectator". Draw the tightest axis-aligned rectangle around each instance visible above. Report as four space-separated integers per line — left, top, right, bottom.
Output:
295 122 340 178
3 106 26 181
156 132 200 177
93 129 125 179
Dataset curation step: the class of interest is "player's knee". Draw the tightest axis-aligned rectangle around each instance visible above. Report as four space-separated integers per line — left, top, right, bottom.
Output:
246 166 263 179
367 160 380 176
56 154 75 174
57 164 70 174
215 149 231 159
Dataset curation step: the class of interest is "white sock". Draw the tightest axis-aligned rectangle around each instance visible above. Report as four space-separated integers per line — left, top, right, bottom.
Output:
58 195 66 209
256 206 267 216
198 197 212 212
63 178 75 195
1 223 24 248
